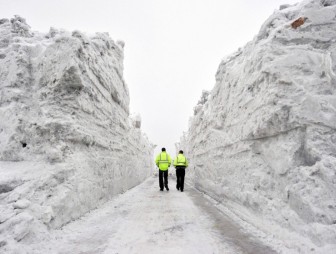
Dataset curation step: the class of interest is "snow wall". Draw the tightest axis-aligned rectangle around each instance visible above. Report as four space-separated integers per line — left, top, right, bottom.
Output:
0 16 153 248
179 0 336 252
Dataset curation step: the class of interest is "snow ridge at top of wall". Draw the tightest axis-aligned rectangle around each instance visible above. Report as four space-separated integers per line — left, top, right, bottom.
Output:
179 0 336 253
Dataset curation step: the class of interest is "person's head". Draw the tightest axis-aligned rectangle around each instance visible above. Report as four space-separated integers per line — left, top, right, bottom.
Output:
162 147 166 152
179 150 183 154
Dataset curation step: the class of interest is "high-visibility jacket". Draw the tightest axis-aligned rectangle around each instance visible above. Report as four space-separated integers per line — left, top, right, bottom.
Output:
155 152 171 171
173 154 188 167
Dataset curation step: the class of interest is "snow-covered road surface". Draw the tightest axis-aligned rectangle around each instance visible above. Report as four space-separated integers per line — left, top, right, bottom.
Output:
46 176 276 254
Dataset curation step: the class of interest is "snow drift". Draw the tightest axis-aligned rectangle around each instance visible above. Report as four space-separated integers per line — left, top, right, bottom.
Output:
179 0 336 252
0 16 153 250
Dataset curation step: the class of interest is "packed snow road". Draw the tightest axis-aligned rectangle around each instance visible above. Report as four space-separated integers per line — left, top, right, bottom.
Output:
46 176 276 254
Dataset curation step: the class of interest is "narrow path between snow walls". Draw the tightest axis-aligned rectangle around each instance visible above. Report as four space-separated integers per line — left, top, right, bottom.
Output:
20 177 277 254
178 1 336 253
0 16 154 251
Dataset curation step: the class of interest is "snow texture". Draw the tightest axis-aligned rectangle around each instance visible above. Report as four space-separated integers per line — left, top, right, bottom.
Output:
28 177 254 254
178 0 336 253
0 16 154 251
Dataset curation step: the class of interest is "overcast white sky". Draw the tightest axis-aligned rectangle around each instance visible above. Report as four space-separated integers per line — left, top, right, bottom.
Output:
1 0 300 157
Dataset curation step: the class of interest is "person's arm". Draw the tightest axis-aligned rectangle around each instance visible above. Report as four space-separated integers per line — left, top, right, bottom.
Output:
185 158 189 167
155 155 159 167
168 155 171 167
173 157 177 167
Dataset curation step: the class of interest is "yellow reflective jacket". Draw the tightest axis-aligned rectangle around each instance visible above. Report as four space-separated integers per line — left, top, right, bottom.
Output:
173 154 188 167
155 152 171 171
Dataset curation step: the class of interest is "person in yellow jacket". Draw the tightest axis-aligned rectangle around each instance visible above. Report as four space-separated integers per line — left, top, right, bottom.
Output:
155 147 171 191
173 150 188 192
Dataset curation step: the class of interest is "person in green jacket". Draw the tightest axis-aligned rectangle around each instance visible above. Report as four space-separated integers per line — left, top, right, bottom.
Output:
173 150 188 192
155 147 171 191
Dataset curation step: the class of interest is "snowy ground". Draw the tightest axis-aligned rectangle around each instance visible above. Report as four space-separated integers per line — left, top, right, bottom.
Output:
21 176 277 254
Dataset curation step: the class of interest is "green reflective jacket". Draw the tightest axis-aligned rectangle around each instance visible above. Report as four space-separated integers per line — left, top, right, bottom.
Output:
155 152 171 171
173 154 188 167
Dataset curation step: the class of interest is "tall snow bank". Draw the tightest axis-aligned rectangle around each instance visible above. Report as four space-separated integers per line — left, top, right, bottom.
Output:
0 16 153 250
179 0 336 252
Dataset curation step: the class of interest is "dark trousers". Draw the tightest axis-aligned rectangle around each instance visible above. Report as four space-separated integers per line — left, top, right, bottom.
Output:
176 166 186 191
159 170 168 190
